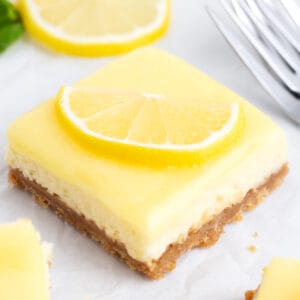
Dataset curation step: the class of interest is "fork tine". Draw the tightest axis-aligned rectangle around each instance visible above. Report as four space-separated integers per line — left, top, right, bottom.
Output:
231 0 255 33
278 0 300 29
206 5 300 125
245 0 265 21
237 0 300 73
220 0 300 94
255 0 300 52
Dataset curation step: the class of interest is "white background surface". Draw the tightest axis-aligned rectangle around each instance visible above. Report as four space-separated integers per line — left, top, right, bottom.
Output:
1 0 300 299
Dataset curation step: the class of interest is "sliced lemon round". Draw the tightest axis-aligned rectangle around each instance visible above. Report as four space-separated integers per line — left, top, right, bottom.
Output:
18 0 170 56
56 86 245 166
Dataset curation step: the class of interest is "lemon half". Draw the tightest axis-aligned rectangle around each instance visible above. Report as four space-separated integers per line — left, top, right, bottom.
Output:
19 0 170 56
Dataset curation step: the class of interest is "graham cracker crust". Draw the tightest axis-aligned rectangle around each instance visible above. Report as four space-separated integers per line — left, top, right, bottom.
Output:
8 164 288 279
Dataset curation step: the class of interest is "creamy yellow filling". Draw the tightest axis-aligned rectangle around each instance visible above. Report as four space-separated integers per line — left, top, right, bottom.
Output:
0 220 50 300
6 47 287 263
255 258 300 300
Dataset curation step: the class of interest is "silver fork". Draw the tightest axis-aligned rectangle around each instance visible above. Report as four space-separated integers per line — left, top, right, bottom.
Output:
206 0 300 125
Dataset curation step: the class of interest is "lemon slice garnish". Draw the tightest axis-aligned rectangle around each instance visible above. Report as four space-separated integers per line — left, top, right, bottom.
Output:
19 0 170 56
56 86 245 166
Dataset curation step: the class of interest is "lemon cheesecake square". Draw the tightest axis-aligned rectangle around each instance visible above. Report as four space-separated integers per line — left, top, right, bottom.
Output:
0 220 51 300
6 47 288 278
245 258 300 300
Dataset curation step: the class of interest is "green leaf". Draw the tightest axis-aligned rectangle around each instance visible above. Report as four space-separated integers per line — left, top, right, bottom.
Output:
0 0 23 53
0 23 23 52
0 0 20 22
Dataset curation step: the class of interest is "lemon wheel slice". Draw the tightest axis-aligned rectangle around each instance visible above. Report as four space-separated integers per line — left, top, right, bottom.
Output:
19 0 170 56
56 86 245 166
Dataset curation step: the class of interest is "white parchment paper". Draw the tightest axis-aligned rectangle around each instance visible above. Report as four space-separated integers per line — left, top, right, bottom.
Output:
1 1 299 299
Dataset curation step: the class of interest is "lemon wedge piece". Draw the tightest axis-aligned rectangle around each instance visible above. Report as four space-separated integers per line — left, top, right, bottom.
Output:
18 0 170 56
56 86 245 166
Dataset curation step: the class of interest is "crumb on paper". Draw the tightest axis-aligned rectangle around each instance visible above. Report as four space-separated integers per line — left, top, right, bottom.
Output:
245 290 256 300
247 245 257 252
252 231 258 238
